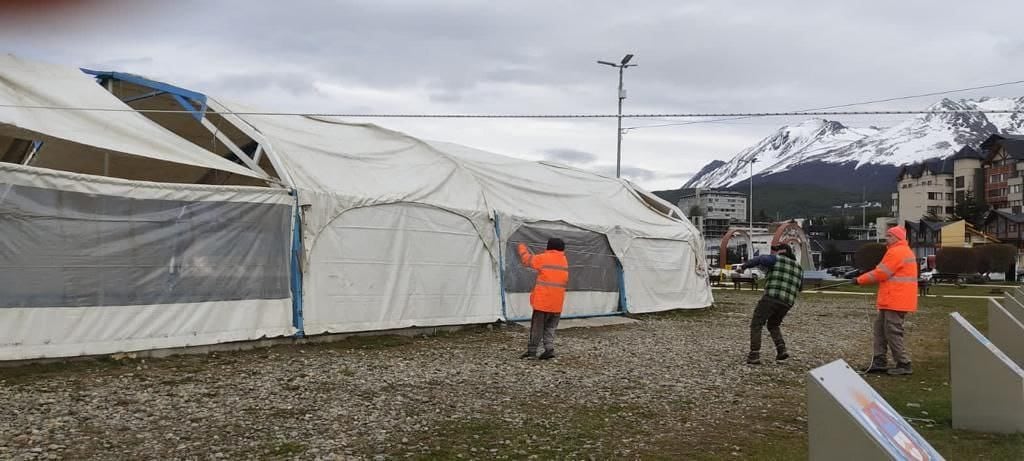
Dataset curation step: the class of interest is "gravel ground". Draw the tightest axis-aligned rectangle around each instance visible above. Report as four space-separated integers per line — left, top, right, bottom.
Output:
0 291 889 460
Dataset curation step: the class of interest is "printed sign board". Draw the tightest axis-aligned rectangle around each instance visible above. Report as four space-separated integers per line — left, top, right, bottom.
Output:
808 359 943 461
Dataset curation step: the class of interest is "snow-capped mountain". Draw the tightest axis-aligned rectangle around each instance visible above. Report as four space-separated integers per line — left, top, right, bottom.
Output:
686 97 1024 188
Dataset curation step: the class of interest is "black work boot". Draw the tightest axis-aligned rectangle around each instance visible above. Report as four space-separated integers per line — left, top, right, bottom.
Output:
538 350 556 360
746 352 762 365
775 349 790 361
865 355 889 374
887 362 913 376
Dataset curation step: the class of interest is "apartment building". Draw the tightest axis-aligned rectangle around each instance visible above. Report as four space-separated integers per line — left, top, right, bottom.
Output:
895 157 955 223
677 188 748 240
980 134 1024 213
953 146 986 209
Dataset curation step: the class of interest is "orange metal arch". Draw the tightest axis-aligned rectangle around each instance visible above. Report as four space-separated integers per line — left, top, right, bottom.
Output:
771 221 812 269
719 228 751 269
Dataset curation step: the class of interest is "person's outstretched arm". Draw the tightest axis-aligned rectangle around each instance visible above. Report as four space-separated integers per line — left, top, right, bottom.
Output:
856 249 902 286
517 243 542 270
741 255 777 270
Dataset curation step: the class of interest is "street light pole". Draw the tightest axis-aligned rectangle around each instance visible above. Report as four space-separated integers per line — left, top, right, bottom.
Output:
597 54 636 178
749 157 757 260
616 65 624 179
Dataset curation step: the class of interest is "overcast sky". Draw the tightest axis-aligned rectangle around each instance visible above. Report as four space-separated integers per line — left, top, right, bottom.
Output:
4 0 1024 190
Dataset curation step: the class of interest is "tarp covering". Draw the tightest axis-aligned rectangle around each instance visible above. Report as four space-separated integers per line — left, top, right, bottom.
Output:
215 105 712 327
0 55 265 180
0 162 294 360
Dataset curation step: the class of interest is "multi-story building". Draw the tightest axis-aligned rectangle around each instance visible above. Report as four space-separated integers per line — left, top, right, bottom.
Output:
952 146 986 210
895 157 955 223
676 188 748 241
980 134 1024 213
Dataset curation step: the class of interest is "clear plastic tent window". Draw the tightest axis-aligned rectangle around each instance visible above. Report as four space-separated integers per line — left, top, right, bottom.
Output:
0 181 291 308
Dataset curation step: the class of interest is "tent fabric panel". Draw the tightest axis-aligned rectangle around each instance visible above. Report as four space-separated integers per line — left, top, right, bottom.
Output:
304 203 500 335
621 238 714 313
0 55 264 179
0 161 289 203
0 299 293 361
0 177 292 308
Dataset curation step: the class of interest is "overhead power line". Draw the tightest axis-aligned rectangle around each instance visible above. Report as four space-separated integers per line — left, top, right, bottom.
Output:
0 103 1023 119
623 78 1024 131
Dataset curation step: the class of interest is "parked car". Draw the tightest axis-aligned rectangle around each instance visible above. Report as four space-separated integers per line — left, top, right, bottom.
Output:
918 268 935 282
826 266 854 277
731 263 764 279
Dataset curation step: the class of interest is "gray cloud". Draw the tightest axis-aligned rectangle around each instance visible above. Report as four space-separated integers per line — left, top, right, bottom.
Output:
543 148 599 164
4 0 1024 190
196 72 320 97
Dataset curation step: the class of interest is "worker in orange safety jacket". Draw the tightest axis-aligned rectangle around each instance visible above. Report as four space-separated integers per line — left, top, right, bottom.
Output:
854 226 918 375
517 238 569 360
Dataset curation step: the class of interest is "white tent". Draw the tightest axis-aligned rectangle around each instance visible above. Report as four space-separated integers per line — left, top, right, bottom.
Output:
209 108 713 334
0 55 713 360
0 56 295 361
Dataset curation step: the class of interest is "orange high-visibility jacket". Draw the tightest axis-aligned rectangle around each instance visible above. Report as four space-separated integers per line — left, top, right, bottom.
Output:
517 243 569 313
856 240 918 312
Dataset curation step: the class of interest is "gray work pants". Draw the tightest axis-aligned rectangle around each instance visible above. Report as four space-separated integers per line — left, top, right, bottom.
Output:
527 310 560 353
873 309 910 365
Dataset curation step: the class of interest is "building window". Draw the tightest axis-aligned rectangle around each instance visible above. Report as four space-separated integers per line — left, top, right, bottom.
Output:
956 190 965 203
945 193 953 201
928 192 941 200
955 176 965 188
927 206 942 214
1011 224 1018 232
946 178 954 186
945 206 954 214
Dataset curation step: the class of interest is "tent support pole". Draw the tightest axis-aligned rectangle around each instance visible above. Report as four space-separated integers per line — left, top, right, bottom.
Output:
290 190 305 337
617 259 628 313
493 211 509 321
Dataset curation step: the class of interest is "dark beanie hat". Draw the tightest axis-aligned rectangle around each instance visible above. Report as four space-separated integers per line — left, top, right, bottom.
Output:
546 238 565 251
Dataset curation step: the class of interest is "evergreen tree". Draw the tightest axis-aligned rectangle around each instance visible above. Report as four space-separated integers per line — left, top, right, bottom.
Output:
953 191 984 223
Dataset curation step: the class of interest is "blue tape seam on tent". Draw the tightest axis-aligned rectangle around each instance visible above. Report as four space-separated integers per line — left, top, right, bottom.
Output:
289 190 305 337
493 211 508 321
80 68 208 121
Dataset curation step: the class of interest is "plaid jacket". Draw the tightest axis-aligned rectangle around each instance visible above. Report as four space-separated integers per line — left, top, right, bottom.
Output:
742 254 803 307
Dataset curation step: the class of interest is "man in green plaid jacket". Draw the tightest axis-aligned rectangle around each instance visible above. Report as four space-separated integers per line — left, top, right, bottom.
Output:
739 243 804 365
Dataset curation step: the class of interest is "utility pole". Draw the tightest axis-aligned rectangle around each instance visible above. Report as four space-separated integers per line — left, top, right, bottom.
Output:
749 156 757 259
862 186 867 228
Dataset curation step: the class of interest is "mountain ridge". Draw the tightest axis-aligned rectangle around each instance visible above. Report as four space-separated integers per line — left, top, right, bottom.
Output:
684 97 1024 189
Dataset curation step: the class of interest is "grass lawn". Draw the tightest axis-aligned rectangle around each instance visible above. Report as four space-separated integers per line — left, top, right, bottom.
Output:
738 294 1024 459
862 296 1024 459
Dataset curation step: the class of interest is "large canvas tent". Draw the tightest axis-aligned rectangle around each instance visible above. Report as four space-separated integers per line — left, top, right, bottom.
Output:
0 55 295 360
0 55 713 360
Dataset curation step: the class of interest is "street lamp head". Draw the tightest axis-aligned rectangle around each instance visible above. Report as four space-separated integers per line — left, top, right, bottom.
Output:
620 54 634 65
596 60 617 67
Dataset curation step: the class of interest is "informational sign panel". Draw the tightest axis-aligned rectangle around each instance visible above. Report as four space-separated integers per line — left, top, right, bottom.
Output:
807 359 943 461
989 299 1024 368
950 312 1024 433
1000 290 1024 325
